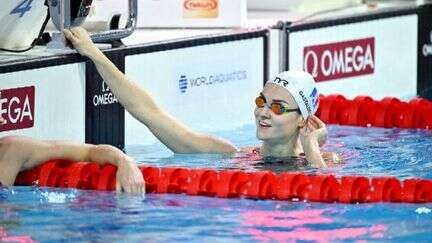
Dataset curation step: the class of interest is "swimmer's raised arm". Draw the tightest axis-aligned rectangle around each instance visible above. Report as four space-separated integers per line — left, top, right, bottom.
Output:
64 27 237 154
0 136 145 193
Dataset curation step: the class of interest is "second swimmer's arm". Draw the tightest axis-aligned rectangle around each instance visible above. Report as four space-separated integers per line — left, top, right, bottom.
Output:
64 27 237 154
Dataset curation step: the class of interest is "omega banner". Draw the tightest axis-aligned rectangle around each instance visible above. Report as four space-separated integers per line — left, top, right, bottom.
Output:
85 53 125 149
0 86 35 132
0 64 86 141
288 14 418 99
303 37 375 82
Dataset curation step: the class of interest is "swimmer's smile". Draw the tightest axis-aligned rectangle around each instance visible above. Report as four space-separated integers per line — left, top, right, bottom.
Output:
258 121 272 128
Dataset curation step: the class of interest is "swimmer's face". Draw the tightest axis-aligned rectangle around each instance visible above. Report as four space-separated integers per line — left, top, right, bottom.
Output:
254 83 303 143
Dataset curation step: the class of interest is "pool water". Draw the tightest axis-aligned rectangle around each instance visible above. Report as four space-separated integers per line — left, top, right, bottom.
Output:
129 124 432 179
1 125 432 242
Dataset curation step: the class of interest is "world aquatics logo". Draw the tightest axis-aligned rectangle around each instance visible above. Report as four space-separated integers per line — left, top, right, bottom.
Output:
179 75 188 93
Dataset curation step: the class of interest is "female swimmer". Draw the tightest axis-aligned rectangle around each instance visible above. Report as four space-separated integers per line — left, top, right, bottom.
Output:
64 27 332 167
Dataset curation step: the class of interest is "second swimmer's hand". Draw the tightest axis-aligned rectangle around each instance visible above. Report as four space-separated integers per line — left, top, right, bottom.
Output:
115 156 146 194
63 27 99 58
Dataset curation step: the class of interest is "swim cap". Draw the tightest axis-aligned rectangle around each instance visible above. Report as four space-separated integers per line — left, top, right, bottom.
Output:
267 70 319 119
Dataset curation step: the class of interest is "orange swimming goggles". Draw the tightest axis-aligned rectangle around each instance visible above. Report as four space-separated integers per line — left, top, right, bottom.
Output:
255 93 300 115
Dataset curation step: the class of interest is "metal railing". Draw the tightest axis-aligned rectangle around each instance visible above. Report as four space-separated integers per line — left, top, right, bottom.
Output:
47 0 137 47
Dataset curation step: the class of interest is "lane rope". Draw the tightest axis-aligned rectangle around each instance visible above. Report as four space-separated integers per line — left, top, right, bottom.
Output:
317 94 432 129
14 160 432 203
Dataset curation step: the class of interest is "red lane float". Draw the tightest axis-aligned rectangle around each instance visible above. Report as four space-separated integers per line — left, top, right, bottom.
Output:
14 160 432 204
317 95 432 129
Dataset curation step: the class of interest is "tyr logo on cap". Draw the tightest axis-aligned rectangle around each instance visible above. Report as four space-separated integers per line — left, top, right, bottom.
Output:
273 77 289 87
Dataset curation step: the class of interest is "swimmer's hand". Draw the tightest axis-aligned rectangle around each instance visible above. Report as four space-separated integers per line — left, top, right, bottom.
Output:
299 115 327 167
313 116 328 146
115 156 146 194
301 115 327 146
63 27 99 58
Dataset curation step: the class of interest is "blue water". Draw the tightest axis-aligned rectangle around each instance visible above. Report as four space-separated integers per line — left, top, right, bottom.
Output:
128 124 432 179
1 125 432 242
